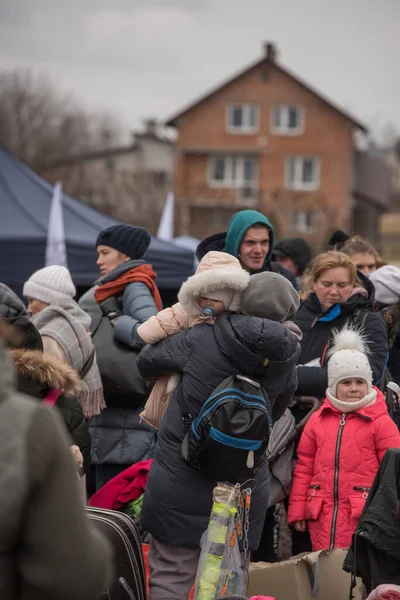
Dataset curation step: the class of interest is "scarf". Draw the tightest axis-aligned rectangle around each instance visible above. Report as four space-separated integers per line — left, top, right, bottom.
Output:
94 264 162 310
32 303 105 418
326 388 377 413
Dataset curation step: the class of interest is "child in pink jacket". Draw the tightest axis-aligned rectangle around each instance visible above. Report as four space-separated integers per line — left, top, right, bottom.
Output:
288 327 400 551
137 251 250 428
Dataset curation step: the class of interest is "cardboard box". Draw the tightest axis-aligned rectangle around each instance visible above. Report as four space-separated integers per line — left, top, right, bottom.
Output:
248 549 363 600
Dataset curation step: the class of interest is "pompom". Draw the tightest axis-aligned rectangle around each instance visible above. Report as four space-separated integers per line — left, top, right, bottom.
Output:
328 325 369 357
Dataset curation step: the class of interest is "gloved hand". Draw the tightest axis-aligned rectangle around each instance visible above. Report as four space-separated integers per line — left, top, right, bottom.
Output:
100 296 123 321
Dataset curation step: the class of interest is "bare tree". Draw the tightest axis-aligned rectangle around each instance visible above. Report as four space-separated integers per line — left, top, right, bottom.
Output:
0 68 120 171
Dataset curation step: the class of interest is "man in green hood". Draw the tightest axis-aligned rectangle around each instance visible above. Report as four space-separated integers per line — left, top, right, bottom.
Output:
225 210 275 273
196 210 297 287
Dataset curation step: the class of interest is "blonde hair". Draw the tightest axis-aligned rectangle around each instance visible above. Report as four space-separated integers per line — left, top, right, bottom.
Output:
300 251 358 299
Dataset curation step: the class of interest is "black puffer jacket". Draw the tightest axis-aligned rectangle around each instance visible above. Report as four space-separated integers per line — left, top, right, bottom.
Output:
138 314 300 548
196 232 298 289
10 348 91 472
343 448 400 594
293 281 388 397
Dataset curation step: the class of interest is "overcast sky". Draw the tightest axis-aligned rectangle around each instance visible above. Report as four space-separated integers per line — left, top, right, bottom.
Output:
0 0 398 143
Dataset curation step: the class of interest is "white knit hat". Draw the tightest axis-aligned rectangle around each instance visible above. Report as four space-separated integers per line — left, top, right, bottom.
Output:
369 265 400 306
23 266 76 304
327 327 372 396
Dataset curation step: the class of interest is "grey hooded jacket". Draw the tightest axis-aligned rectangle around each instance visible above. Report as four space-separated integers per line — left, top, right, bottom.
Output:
0 341 113 600
138 313 300 548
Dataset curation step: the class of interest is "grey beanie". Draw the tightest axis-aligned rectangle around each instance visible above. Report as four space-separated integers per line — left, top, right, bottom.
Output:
369 265 400 306
240 272 300 322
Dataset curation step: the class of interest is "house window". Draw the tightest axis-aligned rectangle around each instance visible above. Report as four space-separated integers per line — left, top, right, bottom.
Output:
272 105 304 135
209 155 258 187
285 156 320 190
292 210 318 233
227 104 259 133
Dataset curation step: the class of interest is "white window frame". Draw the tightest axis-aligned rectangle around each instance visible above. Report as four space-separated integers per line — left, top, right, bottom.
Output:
285 156 320 191
292 210 318 234
226 104 259 134
271 104 304 135
208 155 258 189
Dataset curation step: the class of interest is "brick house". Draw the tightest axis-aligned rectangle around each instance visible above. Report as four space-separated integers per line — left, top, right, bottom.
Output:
167 43 390 248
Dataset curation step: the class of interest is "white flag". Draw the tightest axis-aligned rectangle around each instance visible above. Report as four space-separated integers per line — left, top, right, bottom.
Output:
157 192 174 241
45 181 68 267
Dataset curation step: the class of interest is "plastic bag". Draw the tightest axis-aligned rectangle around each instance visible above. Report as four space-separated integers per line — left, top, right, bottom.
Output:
194 482 246 600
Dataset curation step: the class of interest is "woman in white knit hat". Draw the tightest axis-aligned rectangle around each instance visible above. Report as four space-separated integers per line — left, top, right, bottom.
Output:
288 326 400 551
23 265 105 419
370 265 400 388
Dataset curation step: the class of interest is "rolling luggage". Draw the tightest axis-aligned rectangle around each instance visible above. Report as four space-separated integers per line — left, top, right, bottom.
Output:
86 507 146 600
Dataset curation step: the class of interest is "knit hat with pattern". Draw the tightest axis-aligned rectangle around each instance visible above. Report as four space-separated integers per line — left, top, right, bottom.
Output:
327 326 372 396
23 266 76 305
96 225 151 260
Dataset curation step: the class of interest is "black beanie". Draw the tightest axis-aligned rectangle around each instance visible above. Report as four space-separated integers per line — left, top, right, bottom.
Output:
96 225 151 260
6 317 44 351
327 230 349 251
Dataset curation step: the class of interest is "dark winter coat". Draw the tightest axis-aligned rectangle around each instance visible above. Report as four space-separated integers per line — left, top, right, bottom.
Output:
0 283 28 319
383 302 400 386
79 259 158 350
195 232 298 289
0 342 113 600
138 313 300 549
343 448 400 594
79 260 157 470
10 348 91 473
293 284 388 398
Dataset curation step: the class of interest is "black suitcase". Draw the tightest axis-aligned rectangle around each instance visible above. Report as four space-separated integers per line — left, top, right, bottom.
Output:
86 507 146 600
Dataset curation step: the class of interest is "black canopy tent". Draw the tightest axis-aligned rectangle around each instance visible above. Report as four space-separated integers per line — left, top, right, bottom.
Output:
0 145 194 290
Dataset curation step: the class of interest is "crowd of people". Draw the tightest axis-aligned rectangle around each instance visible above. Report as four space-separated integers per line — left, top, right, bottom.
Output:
1 208 400 600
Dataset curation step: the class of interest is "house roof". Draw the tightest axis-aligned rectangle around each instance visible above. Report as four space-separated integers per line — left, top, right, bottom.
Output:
166 53 368 133
47 130 172 169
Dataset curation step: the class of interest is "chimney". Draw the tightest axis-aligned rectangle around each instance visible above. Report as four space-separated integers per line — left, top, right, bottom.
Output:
264 42 278 62
144 118 157 136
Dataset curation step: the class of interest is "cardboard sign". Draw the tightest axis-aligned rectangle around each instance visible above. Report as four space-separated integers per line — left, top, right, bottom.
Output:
248 549 362 600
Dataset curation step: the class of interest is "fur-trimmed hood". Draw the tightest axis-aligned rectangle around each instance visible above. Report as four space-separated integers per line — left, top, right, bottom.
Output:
10 348 82 395
178 251 250 315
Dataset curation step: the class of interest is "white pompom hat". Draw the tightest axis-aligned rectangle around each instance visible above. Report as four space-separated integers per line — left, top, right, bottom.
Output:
327 327 372 396
23 266 76 305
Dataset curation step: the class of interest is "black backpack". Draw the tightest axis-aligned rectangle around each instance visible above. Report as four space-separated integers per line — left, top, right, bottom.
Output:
180 374 272 483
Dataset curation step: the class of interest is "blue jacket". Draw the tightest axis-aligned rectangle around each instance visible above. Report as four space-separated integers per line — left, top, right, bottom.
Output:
138 313 300 548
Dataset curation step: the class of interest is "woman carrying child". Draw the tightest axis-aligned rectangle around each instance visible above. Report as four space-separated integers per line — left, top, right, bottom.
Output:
288 327 400 551
137 269 301 600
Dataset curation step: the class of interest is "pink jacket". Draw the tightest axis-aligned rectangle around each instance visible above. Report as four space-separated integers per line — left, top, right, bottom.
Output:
287 387 400 551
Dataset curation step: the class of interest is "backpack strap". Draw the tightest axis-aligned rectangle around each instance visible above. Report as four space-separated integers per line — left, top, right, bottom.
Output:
43 388 62 407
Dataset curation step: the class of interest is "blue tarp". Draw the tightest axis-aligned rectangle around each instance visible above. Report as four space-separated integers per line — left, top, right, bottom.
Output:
0 146 194 288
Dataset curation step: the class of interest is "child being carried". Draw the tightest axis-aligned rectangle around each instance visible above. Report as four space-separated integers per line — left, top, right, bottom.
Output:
137 251 250 429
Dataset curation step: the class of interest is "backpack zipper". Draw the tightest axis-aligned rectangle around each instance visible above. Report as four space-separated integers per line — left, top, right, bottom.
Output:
330 413 346 549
